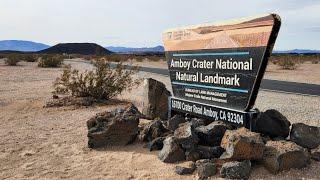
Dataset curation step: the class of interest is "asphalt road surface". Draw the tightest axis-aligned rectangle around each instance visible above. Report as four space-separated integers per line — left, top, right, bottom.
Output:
67 59 320 96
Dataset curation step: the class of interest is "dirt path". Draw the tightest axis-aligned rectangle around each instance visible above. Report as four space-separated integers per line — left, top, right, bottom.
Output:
0 61 319 179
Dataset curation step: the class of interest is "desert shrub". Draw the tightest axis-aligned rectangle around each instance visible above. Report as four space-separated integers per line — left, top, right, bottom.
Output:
4 54 20 66
38 54 64 67
312 60 319 64
22 54 37 62
53 60 140 100
277 56 298 70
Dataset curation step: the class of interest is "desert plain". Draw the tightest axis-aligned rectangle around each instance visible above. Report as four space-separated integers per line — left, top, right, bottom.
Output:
0 59 319 179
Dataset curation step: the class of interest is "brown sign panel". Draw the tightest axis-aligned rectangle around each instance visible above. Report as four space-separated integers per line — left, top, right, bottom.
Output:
163 14 281 113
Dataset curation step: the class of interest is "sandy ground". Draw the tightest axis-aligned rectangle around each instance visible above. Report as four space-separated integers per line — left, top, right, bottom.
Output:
0 61 319 180
126 59 320 85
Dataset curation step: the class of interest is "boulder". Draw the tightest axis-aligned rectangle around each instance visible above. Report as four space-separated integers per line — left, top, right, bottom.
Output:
290 123 320 149
185 150 201 162
263 140 310 174
220 160 251 179
175 162 196 175
188 118 207 128
167 114 186 131
139 119 169 142
196 145 225 159
196 160 217 180
255 109 291 138
147 137 165 151
158 136 185 163
87 105 140 148
220 127 265 160
174 122 199 150
195 121 231 146
140 78 171 120
311 146 320 161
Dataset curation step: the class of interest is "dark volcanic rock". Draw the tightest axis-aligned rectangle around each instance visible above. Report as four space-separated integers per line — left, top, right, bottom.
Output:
185 150 201 162
220 160 251 179
263 140 310 174
167 114 186 131
140 78 171 120
158 136 185 163
255 109 291 138
139 119 168 142
174 122 199 150
290 123 320 149
175 163 196 175
197 145 225 159
220 127 265 160
195 121 231 146
147 137 165 151
87 105 140 148
196 161 217 180
188 118 207 128
311 146 320 161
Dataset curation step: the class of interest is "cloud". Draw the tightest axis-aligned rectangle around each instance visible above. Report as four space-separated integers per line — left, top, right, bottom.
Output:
305 26 320 32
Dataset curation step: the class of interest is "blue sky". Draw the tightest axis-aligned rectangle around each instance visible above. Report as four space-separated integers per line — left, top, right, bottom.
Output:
0 0 319 50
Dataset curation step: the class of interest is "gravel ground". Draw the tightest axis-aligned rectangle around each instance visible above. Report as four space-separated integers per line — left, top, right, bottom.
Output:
0 60 319 179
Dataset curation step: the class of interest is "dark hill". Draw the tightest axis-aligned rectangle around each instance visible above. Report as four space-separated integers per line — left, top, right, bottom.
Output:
39 43 112 55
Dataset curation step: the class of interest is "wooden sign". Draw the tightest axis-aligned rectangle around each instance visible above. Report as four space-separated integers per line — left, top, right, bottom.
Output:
163 14 281 125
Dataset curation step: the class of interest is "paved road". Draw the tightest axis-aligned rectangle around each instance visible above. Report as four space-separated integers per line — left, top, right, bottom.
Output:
66 59 320 96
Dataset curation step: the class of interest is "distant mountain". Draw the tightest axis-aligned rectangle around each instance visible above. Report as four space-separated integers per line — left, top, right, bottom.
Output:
273 49 320 54
106 45 164 53
0 40 50 52
40 43 112 55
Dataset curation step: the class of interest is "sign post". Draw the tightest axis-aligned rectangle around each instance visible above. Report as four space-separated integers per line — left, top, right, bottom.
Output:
163 14 281 128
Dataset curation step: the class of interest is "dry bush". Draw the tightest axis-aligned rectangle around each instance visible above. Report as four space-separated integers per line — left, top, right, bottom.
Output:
277 56 299 70
4 54 20 66
22 54 37 62
38 54 64 68
53 59 140 100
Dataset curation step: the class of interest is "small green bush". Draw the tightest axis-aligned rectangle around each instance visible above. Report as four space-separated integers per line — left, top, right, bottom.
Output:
38 54 64 68
4 54 20 66
278 56 298 70
53 60 140 100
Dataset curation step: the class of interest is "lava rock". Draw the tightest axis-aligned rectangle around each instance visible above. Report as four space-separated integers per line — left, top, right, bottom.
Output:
195 121 231 146
220 127 265 160
140 78 171 120
263 140 310 174
220 160 251 179
87 104 140 148
185 150 201 162
197 145 225 159
174 122 199 150
175 162 196 175
196 161 217 180
158 136 185 163
255 109 291 138
167 114 186 131
139 119 169 142
311 146 320 161
290 123 320 149
188 118 207 128
147 137 165 151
